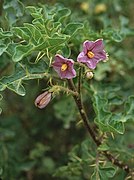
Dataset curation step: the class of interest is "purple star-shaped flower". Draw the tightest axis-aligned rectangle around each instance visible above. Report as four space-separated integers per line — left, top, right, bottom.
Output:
52 54 76 79
77 39 107 69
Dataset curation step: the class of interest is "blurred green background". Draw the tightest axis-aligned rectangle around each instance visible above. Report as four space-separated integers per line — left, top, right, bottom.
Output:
0 0 134 179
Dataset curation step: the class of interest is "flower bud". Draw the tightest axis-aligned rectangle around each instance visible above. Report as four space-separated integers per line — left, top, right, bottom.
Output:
86 71 94 79
35 91 52 109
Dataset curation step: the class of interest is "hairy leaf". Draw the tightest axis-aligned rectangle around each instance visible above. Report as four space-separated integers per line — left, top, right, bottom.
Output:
0 60 47 95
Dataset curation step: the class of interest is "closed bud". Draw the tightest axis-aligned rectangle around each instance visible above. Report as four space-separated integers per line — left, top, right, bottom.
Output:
35 91 52 109
86 71 94 79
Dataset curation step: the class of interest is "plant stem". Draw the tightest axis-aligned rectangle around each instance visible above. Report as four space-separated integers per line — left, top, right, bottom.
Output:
68 79 101 146
50 85 79 97
67 79 131 174
78 67 82 94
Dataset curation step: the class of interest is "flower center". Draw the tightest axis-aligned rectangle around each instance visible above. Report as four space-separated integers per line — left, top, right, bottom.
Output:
61 63 68 71
87 51 94 58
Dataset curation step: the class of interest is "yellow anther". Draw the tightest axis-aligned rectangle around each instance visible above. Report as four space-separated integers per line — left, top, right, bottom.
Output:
87 51 94 58
61 63 68 71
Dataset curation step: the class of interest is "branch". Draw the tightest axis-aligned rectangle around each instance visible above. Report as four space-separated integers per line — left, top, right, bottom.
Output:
67 79 132 174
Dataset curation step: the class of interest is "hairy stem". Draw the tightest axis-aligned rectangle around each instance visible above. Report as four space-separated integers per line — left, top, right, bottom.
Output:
67 79 131 174
50 85 79 97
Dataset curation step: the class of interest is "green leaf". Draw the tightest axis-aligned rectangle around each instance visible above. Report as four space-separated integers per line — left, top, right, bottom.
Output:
0 44 7 56
32 18 46 31
80 139 95 160
0 128 15 141
101 29 124 42
53 8 71 22
98 143 109 151
0 60 47 95
119 15 129 27
30 143 50 159
12 27 30 41
54 96 76 129
63 23 84 36
26 6 43 19
124 96 134 121
61 45 71 58
0 77 25 96
48 36 67 47
99 166 116 179
48 34 69 53
112 31 123 42
93 94 125 134
24 23 43 44
0 28 13 39
93 94 112 131
85 83 125 134
12 43 34 62
91 165 116 180
3 0 24 26
108 114 125 134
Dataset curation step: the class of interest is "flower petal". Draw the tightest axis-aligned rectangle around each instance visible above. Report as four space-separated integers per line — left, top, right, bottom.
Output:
77 52 89 62
83 40 95 53
67 67 76 79
52 54 76 79
93 50 107 61
92 39 104 52
86 59 98 69
77 39 107 69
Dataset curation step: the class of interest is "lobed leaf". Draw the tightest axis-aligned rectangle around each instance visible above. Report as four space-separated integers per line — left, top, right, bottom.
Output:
91 165 116 180
63 23 84 37
53 8 71 22
12 27 30 41
24 23 43 44
0 44 7 56
0 29 13 39
12 43 34 62
124 96 134 122
85 83 125 134
0 60 47 95
26 6 43 19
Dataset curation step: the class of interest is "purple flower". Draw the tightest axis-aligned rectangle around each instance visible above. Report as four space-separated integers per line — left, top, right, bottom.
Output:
35 91 52 109
52 54 76 79
77 39 107 69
